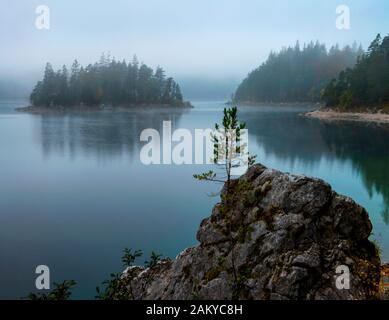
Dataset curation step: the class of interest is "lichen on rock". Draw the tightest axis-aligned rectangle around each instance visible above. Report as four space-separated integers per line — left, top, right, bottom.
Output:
126 164 381 300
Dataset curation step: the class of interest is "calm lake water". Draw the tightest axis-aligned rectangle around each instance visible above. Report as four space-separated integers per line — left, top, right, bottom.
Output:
1 99 389 299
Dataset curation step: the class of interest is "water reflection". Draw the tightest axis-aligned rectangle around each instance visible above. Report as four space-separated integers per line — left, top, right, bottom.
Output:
242 111 389 223
4 101 389 298
320 122 389 223
39 108 188 161
36 105 389 223
242 111 331 166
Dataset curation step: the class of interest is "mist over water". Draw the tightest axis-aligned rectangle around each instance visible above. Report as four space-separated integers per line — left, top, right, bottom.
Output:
1 0 389 99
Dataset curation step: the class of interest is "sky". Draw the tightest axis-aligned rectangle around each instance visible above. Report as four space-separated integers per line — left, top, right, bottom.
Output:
1 0 388 96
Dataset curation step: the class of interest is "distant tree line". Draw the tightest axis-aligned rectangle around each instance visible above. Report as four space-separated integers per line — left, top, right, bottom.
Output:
30 54 184 108
322 34 389 109
234 41 363 103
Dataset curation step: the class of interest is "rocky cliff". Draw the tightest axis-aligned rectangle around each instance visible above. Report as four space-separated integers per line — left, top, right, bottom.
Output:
126 164 381 300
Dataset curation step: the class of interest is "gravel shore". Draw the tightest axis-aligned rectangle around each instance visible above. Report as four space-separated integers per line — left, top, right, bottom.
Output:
304 109 389 124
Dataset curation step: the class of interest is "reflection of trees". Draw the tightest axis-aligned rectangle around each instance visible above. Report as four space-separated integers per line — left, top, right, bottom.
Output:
39 108 188 161
243 110 389 223
320 122 389 224
241 112 334 166
38 107 389 222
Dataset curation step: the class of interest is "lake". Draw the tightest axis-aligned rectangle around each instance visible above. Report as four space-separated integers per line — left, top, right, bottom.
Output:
1 99 389 299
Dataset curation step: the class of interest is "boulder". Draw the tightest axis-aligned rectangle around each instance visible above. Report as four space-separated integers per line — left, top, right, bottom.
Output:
127 164 381 300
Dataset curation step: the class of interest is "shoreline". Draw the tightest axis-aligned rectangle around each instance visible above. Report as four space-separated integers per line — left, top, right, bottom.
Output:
15 102 193 114
304 109 389 124
235 101 323 107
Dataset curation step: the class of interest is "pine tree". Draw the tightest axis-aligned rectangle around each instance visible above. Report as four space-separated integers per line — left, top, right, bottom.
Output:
322 34 389 110
30 55 185 108
235 41 362 103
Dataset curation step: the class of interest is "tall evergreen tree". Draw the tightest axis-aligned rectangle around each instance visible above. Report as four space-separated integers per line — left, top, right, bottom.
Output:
322 34 389 109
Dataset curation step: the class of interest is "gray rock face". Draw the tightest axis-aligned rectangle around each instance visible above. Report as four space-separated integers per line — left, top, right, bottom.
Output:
127 164 381 300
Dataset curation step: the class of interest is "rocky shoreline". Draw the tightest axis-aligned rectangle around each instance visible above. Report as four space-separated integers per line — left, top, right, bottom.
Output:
232 101 323 107
304 109 389 124
122 164 382 300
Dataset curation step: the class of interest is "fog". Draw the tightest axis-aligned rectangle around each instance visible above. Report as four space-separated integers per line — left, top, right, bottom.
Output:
1 0 388 98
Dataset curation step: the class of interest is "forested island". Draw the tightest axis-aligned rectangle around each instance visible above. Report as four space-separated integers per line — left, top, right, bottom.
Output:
23 55 190 112
234 41 363 103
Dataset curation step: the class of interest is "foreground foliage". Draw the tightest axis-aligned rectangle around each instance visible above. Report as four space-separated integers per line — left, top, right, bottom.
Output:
26 280 76 300
95 249 163 300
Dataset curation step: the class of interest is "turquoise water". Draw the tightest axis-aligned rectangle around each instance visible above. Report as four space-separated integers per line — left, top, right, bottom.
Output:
0 99 388 299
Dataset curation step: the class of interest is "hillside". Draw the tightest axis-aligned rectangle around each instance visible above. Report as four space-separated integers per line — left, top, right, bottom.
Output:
235 42 362 104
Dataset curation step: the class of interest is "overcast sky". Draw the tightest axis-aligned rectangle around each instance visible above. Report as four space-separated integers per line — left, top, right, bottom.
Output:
1 0 388 83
